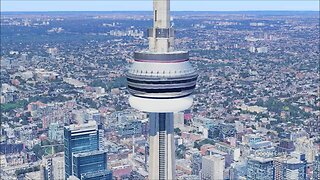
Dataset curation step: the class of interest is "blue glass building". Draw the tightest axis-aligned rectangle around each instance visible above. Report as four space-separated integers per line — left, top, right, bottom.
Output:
80 170 113 180
64 121 100 179
73 150 107 178
247 156 274 180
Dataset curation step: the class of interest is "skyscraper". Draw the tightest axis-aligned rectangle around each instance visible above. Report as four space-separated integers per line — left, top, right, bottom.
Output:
126 0 198 179
64 121 99 179
283 158 306 180
73 150 111 179
191 152 202 176
52 156 65 180
64 121 112 180
247 156 274 180
274 154 307 180
80 170 113 180
274 157 286 180
314 154 320 180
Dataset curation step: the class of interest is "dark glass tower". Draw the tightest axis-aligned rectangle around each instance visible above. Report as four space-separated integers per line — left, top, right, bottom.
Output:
80 170 113 180
73 150 108 178
64 121 112 179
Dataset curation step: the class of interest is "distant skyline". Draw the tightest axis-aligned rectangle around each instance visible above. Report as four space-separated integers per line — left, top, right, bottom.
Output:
1 1 319 12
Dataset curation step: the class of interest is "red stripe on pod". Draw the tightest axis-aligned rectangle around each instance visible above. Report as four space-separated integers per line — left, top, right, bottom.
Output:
134 59 188 63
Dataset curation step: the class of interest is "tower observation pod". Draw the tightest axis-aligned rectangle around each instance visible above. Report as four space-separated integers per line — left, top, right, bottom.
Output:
126 0 198 179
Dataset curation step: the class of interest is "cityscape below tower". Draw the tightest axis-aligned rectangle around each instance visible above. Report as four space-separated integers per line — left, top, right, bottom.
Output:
0 1 319 180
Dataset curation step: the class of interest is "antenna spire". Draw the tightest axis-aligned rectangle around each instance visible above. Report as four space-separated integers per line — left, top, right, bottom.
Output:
149 0 174 53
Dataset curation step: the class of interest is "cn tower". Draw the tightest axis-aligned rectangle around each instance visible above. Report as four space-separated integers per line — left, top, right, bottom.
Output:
126 0 198 179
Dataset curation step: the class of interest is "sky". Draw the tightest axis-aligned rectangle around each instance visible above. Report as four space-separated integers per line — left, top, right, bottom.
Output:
1 1 319 12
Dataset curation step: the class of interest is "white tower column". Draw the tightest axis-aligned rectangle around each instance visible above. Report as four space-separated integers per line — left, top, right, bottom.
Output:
149 113 175 180
126 0 198 179
149 0 174 53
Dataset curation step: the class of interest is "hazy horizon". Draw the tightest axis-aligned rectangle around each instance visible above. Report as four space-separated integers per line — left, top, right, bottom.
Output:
1 10 319 13
1 1 319 12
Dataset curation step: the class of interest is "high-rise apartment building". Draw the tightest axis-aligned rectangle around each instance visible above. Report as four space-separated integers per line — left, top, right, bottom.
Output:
85 108 101 124
247 156 274 180
48 122 63 142
314 154 320 180
283 158 306 180
274 157 285 180
201 154 225 180
41 154 65 180
126 0 198 179
191 153 202 176
52 156 65 180
174 112 185 129
274 154 307 180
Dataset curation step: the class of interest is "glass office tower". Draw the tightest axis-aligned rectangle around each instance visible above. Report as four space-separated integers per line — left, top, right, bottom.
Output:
72 150 107 178
81 170 113 180
64 121 100 179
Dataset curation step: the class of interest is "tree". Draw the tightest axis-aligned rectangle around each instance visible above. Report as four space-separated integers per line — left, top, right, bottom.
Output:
193 139 215 150
41 139 51 146
244 97 249 103
274 127 285 135
32 144 45 159
174 128 181 136
54 145 64 153
89 79 106 87
256 98 264 106
176 144 186 159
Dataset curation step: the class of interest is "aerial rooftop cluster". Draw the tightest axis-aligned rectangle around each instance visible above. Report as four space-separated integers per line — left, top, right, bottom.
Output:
0 11 319 180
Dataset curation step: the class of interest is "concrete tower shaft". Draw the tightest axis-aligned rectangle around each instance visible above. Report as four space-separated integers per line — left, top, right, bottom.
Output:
154 0 170 28
126 0 198 179
149 0 174 52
